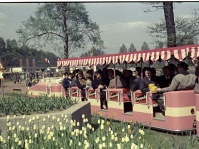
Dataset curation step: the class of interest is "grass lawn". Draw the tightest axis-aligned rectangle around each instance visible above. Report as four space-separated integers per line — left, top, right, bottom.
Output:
91 116 199 149
143 129 199 149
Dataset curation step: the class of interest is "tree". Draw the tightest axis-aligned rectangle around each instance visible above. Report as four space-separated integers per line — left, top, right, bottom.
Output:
148 8 199 47
143 2 176 47
128 43 136 52
0 37 59 68
17 3 104 59
6 39 18 50
0 37 5 50
163 2 176 47
119 44 127 53
155 41 164 48
80 46 105 57
141 42 149 50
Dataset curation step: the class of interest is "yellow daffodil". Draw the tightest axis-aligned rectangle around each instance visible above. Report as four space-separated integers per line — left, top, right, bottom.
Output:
77 122 80 126
117 143 122 149
102 136 106 141
111 134 115 140
139 129 145 135
18 140 22 145
100 124 104 130
109 142 113 148
125 135 130 142
78 142 82 146
7 122 11 127
131 143 138 149
7 115 10 121
14 137 19 142
140 143 144 148
106 121 110 125
36 115 39 120
102 142 105 147
69 140 73 146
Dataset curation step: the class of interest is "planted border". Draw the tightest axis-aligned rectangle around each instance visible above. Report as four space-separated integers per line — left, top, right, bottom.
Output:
0 93 77 116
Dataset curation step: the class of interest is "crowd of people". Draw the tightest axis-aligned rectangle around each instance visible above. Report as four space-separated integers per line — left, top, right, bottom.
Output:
62 61 197 114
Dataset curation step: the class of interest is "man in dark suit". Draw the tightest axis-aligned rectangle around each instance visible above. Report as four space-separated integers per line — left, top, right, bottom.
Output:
158 66 175 88
62 72 71 92
140 67 159 94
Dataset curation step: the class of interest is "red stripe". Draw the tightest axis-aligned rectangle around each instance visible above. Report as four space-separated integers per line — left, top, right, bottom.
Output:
194 47 198 59
163 50 168 60
178 49 183 60
143 52 147 62
135 54 138 62
154 52 157 61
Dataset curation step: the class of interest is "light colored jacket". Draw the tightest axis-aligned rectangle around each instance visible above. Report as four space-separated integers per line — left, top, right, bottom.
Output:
161 71 196 92
108 76 127 88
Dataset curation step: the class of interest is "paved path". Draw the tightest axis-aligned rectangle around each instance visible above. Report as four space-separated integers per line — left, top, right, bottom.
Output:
0 80 28 94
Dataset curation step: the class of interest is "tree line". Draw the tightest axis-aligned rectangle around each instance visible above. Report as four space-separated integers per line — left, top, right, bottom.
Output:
0 37 59 68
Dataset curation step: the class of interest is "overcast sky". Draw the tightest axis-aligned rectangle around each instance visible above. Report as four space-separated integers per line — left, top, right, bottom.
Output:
0 2 198 57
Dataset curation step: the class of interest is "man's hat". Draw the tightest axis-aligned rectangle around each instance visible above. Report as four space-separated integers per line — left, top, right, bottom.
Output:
178 62 189 70
95 70 103 76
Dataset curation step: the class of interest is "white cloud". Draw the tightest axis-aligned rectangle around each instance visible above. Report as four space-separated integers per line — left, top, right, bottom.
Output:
178 14 192 18
0 3 39 7
101 21 150 33
0 12 6 19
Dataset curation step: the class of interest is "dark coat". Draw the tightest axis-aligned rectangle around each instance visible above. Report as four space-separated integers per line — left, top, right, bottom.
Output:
92 78 106 100
158 75 174 88
130 77 142 91
62 78 70 90
140 76 159 94
76 79 86 90
92 78 104 90
69 78 76 87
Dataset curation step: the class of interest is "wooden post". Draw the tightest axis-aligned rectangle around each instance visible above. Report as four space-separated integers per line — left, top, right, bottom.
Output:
114 64 116 88
140 57 143 79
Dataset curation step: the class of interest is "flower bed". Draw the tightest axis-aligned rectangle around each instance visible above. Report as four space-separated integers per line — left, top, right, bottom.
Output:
0 113 150 149
0 93 77 116
0 94 151 149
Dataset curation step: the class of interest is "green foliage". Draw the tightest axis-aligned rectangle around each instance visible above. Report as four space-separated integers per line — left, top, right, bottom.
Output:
119 44 127 53
80 46 105 57
155 40 164 48
0 37 59 67
128 43 136 52
17 3 104 58
141 41 150 50
148 8 199 47
0 94 76 116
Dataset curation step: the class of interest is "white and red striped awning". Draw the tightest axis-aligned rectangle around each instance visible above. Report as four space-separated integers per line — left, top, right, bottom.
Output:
57 45 199 67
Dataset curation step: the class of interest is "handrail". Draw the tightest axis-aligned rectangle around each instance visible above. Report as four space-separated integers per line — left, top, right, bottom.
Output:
131 91 134 106
146 92 150 108
163 93 166 111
